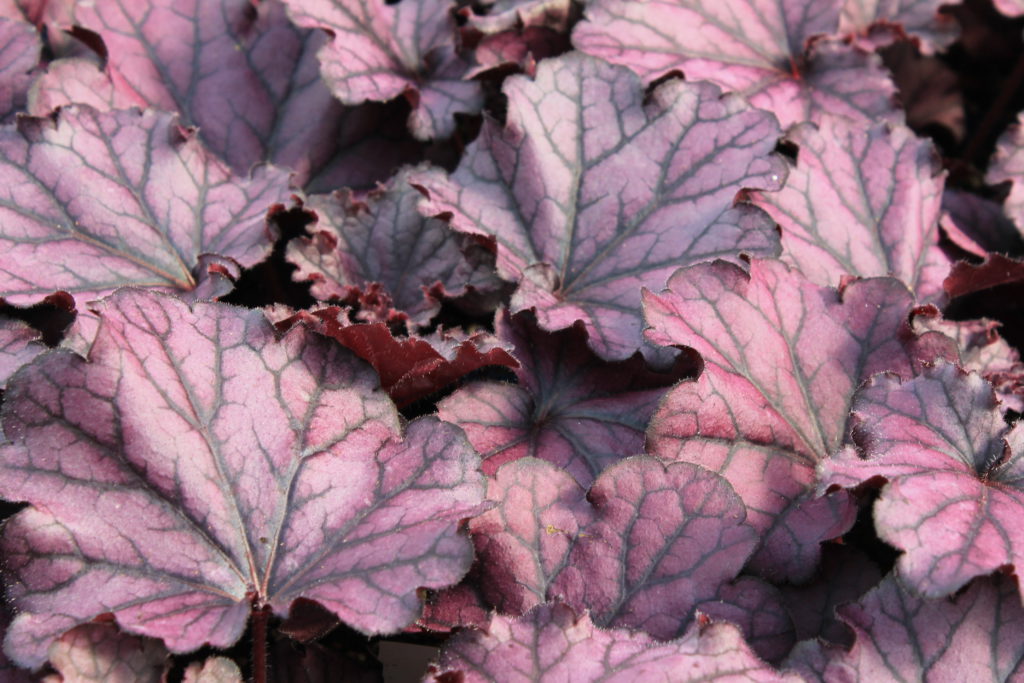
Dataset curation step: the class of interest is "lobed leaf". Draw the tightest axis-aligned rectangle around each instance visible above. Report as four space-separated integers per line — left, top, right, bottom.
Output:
415 52 784 361
46 623 169 683
0 289 485 667
0 316 43 388
988 113 1024 232
0 17 38 122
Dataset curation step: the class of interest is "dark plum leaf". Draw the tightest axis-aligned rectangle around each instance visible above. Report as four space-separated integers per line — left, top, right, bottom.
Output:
0 316 43 388
282 0 482 141
573 0 900 128
0 18 38 122
809 574 1024 680
415 52 785 361
943 253 1024 299
438 310 694 487
470 457 757 639
696 576 796 664
750 114 949 301
883 42 964 145
644 259 956 580
942 189 1024 256
820 363 1024 598
428 602 798 682
46 623 170 683
287 166 492 328
271 306 518 408
0 289 485 668
988 113 1024 233
0 106 290 307
839 0 959 53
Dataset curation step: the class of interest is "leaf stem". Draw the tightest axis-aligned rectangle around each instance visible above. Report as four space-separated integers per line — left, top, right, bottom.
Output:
252 604 270 683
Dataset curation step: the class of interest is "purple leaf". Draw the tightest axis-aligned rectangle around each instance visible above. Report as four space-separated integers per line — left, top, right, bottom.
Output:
0 289 485 667
0 106 291 307
470 457 757 638
287 166 489 327
819 362 1024 598
415 52 785 361
814 574 1024 680
282 0 482 141
438 310 694 487
0 18 38 122
884 42 964 144
46 623 170 683
988 113 1024 232
573 0 900 128
942 189 1024 256
428 602 798 682
696 576 796 664
943 253 1024 299
750 114 949 301
839 0 959 53
644 259 956 580
0 316 42 388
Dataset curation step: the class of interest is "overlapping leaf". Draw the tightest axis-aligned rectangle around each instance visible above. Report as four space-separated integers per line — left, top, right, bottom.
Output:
428 603 797 682
988 113 1024 232
438 310 693 487
801 574 1024 680
839 0 958 53
415 52 784 361
644 259 955 581
287 166 491 327
0 106 291 307
820 362 1024 598
0 289 485 667
468 457 757 639
573 0 900 128
0 317 42 388
283 0 482 140
696 577 795 663
750 114 949 301
0 18 38 122
45 623 170 683
941 189 1024 256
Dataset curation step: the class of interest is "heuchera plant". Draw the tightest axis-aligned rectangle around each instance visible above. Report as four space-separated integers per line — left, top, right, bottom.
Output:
0 0 1023 680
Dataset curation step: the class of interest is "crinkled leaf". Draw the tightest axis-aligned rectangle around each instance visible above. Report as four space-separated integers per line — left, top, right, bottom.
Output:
287 166 488 327
182 657 243 683
0 316 42 388
415 52 784 361
470 457 757 638
0 18 38 122
943 253 1024 299
0 106 291 306
696 576 795 664
751 114 948 301
839 0 958 53
429 602 797 682
438 310 694 487
813 574 1024 680
417 577 491 633
283 0 482 140
271 306 518 408
47 623 169 683
644 259 956 580
460 0 571 76
0 289 485 668
820 363 1024 598
573 0 900 128
988 113 1024 231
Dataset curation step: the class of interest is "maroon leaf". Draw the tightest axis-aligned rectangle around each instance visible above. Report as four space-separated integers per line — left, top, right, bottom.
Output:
46 623 170 683
750 113 949 301
943 253 1024 299
0 289 485 667
438 310 694 487
0 316 43 388
287 166 490 327
644 259 956 580
415 52 784 361
988 113 1024 232
0 18 38 122
283 0 482 140
573 0 900 128
0 106 290 307
272 306 518 408
820 363 1024 598
839 0 959 53
470 457 757 638
417 579 491 633
811 574 1024 680
428 602 797 682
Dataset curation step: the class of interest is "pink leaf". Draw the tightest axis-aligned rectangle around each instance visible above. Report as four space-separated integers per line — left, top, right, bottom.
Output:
644 259 956 580
0 106 291 308
283 0 482 140
0 289 485 667
839 0 959 53
988 113 1024 232
750 114 949 301
820 363 1024 597
573 0 900 128
0 316 43 388
0 18 39 122
47 623 170 683
415 52 785 361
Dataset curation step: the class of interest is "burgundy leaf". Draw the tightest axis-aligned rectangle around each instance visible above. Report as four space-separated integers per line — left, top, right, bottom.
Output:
429 602 798 682
438 310 694 487
417 578 491 633
283 0 482 140
0 18 38 122
46 623 170 683
0 106 290 307
0 316 43 388
0 289 485 667
287 166 490 327
415 52 785 361
644 259 956 580
839 0 958 53
470 457 757 638
272 306 518 408
812 574 1024 680
943 253 1024 298
696 576 796 664
988 113 1024 231
820 363 1024 597
750 114 949 301
573 0 900 128
182 657 242 683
